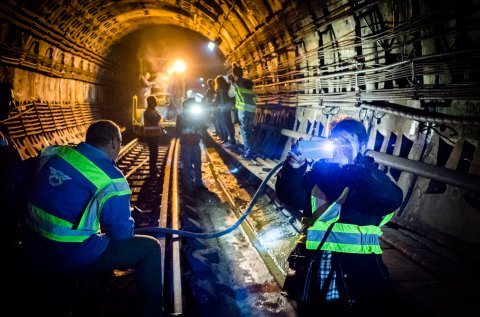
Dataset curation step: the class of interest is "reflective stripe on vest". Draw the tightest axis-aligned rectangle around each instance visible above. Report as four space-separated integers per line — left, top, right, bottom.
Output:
306 190 394 254
56 146 111 188
311 185 328 217
233 84 256 112
144 125 163 137
181 125 198 135
77 179 131 231
27 146 131 242
294 185 329 244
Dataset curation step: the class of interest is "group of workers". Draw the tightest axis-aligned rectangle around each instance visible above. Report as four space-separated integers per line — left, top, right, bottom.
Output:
203 63 257 159
1 58 403 317
141 85 207 191
141 59 405 316
174 63 258 191
145 62 258 191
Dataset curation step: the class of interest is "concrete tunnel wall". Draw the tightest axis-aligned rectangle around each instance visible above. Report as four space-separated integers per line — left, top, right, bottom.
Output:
1 0 479 249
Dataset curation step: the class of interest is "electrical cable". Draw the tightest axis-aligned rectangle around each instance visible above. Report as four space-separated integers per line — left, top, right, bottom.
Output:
134 160 284 239
210 0 238 46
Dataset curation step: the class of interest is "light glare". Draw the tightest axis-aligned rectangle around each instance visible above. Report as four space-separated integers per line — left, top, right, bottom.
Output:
259 228 283 248
191 104 202 115
324 141 335 152
172 60 186 73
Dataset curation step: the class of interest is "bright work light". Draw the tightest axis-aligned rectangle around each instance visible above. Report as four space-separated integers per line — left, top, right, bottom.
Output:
190 103 202 115
172 60 186 73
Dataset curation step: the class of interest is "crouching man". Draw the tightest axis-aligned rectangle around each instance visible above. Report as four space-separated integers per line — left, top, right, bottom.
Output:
24 120 163 317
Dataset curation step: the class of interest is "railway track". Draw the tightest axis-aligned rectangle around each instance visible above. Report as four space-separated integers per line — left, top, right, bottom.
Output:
182 133 480 317
84 133 479 316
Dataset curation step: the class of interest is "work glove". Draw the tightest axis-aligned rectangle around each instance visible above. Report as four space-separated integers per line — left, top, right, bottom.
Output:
286 139 306 169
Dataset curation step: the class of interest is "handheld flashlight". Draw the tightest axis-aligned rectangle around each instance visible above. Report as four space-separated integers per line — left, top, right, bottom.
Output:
297 139 335 159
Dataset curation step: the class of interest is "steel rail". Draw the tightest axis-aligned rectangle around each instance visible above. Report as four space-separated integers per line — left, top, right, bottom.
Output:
124 155 149 179
201 142 288 285
171 138 183 316
159 138 176 286
120 139 183 315
117 138 138 159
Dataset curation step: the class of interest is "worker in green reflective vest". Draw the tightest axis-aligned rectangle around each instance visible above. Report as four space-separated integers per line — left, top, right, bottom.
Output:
24 120 163 317
228 63 256 159
276 117 403 317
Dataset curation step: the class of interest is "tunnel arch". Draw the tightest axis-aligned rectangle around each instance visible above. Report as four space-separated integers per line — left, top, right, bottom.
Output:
1 0 480 253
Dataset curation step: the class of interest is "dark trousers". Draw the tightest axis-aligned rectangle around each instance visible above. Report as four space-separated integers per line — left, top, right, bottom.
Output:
146 136 159 176
84 235 163 317
219 107 236 144
180 142 202 189
238 110 254 155
212 107 222 137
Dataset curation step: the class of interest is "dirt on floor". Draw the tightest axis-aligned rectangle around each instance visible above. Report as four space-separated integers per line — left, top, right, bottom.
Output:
179 140 298 317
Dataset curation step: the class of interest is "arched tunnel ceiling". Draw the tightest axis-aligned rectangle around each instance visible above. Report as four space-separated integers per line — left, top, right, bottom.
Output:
2 0 280 58
2 0 480 116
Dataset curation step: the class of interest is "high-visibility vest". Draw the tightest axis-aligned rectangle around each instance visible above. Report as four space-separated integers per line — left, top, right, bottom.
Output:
295 185 329 244
143 109 163 137
180 123 199 135
233 83 256 112
144 125 163 137
306 187 394 254
26 145 131 243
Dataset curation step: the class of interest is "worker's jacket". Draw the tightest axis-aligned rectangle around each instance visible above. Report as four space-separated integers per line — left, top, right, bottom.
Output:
275 154 403 302
143 108 163 137
25 143 134 270
306 187 394 254
175 110 206 145
231 78 255 112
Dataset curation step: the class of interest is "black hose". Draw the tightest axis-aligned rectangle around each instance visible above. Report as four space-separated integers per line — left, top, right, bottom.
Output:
135 160 284 239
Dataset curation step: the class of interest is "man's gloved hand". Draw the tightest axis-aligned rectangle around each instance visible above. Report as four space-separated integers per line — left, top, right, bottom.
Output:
286 139 306 169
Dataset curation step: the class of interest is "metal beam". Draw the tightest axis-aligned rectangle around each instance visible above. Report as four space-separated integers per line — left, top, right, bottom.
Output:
365 150 480 192
280 128 480 192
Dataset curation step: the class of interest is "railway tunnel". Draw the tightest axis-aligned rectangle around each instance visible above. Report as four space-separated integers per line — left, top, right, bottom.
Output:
1 0 480 316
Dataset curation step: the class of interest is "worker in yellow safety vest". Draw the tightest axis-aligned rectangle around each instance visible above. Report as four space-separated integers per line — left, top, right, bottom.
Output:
275 117 403 317
24 120 163 316
228 63 256 159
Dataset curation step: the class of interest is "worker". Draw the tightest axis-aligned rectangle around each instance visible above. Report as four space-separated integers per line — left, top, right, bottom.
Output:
24 119 163 317
143 95 164 178
275 117 403 316
175 98 208 192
